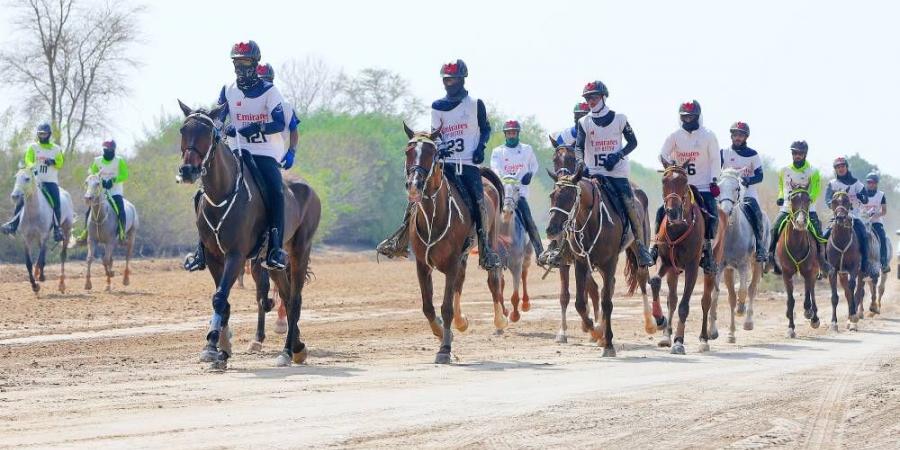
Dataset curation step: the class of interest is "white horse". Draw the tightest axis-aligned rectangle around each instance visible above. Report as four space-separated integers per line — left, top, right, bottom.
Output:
83 174 139 292
9 168 74 293
859 212 888 317
497 176 533 324
713 168 769 343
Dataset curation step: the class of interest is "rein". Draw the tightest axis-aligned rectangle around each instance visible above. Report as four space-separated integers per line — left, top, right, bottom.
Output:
828 191 855 272
550 178 610 273
780 189 816 272
407 136 463 268
658 166 698 271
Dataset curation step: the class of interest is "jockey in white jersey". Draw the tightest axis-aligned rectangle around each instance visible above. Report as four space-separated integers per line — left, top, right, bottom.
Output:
376 59 500 270
1 122 65 242
720 121 767 261
88 140 129 242
183 40 290 272
257 63 300 161
490 119 543 257
861 172 890 273
657 100 722 273
553 102 590 147
823 156 873 276
574 80 654 267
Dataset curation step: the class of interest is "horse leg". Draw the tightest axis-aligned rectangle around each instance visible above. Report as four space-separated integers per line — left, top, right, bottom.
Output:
664 269 680 348
709 269 721 341
573 261 599 341
556 265 571 344
784 273 797 338
58 234 68 293
508 262 521 323
828 272 840 332
806 272 820 329
698 271 714 353
488 264 507 334
672 266 698 355
453 257 470 332
248 260 271 352
37 243 46 282
416 260 441 340
520 259 531 312
435 262 460 364
122 233 134 286
641 266 656 335
747 262 761 331
723 268 737 343
203 253 243 369
599 263 616 357
649 264 671 346
103 244 114 292
589 276 601 329
846 273 859 331
23 242 39 294
84 241 94 290
280 246 312 366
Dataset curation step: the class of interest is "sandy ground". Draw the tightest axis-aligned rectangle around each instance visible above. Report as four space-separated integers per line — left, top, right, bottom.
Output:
0 249 898 449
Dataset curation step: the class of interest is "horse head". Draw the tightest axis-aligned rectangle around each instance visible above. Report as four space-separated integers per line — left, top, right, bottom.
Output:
83 174 104 207
11 168 37 203
830 190 852 226
788 184 812 231
717 167 745 217
549 135 578 176
546 162 585 240
662 163 691 224
501 176 520 219
177 100 227 184
403 122 442 203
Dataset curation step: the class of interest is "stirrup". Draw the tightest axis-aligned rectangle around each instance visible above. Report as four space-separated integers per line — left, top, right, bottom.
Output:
0 222 16 235
183 245 206 272
264 248 288 271
636 243 655 267
478 246 502 270
53 227 64 242
376 236 409 259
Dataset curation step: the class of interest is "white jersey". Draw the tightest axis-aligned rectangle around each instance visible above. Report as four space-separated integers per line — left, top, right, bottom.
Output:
91 155 126 196
721 148 763 199
27 142 64 183
553 126 577 147
827 178 866 217
490 143 539 197
431 95 481 166
223 83 286 160
579 114 630 178
660 126 721 191
859 190 885 224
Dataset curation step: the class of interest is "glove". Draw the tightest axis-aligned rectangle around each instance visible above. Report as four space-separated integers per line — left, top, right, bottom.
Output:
437 142 452 159
102 179 114 190
709 182 720 198
603 152 622 171
281 148 296 170
224 124 236 137
45 158 56 167
237 122 262 138
740 177 751 187
472 144 485 165
521 172 533 185
776 198 785 207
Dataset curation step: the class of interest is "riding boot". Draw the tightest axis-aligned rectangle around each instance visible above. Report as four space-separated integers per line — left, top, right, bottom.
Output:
767 212 787 274
854 219 871 276
650 206 664 263
376 206 413 259
701 239 717 273
183 191 206 272
744 200 767 262
264 227 288 271
74 210 90 245
516 198 544 261
874 224 890 273
0 199 24 235
623 195 654 267
475 197 502 270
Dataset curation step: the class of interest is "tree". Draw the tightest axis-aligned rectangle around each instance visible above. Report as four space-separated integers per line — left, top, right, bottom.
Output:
277 55 343 116
1 0 143 154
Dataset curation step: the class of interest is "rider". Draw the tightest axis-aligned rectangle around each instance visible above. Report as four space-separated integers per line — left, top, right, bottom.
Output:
860 172 890 273
656 100 722 273
574 80 654 267
376 59 500 269
553 102 590 147
490 119 544 258
823 156 872 276
720 121 767 262
766 141 828 275
1 123 65 241
89 140 129 242
183 41 290 272
257 62 300 165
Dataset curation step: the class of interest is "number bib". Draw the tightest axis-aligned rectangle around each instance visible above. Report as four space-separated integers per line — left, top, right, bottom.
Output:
224 83 286 160
580 114 630 178
432 96 480 165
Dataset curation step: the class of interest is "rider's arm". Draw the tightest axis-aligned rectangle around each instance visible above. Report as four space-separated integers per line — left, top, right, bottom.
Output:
621 121 637 156
23 145 36 169
879 195 887 218
824 181 834 204
89 160 100 175
659 132 676 166
476 99 491 152
574 121 586 162
777 169 786 202
809 169 822 202
288 110 300 149
261 88 286 134
708 133 721 181
745 167 763 185
489 147 502 174
115 159 129 184
855 182 868 204
216 86 230 122
527 145 539 175
54 148 64 169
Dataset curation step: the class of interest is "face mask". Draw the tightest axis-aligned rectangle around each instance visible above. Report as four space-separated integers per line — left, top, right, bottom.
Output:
681 116 700 132
443 79 466 100
505 137 519 148
37 133 50 144
235 63 260 91
103 150 115 161
590 99 605 114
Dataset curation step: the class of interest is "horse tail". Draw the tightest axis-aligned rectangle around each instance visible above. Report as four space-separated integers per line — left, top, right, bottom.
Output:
479 167 504 200
624 247 639 296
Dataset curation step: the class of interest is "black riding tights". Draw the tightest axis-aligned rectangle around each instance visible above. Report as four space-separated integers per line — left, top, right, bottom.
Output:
442 163 485 232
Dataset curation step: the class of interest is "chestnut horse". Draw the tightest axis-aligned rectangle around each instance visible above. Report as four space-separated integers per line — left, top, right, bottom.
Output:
402 124 507 364
775 185 821 338
825 191 862 332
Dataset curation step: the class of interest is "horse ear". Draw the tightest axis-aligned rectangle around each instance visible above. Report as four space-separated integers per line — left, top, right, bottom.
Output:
548 135 558 149
403 121 415 139
546 168 558 182
209 103 226 120
680 159 691 170
430 120 443 142
177 99 192 117
572 162 585 183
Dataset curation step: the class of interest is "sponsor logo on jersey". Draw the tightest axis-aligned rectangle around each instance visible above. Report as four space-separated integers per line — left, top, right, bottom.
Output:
236 113 269 122
589 139 619 152
441 123 469 138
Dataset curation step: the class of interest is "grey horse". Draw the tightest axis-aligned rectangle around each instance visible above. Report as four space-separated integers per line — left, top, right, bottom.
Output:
713 168 769 343
83 173 138 292
497 176 533 325
9 168 74 293
859 212 888 318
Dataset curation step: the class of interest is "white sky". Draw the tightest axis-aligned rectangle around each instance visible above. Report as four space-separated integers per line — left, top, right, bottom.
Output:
2 0 899 176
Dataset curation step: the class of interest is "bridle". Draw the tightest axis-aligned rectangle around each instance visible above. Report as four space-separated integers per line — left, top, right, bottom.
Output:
717 170 744 222
548 177 610 273
553 145 577 176
662 166 694 224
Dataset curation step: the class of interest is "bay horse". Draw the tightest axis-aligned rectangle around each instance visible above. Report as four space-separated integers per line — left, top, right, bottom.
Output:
649 163 722 354
83 174 139 292
775 184 821 338
177 101 321 369
545 162 628 357
8 168 74 294
497 176 532 324
825 191 863 332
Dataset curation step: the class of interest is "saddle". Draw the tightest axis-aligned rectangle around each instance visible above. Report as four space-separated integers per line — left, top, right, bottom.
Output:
588 175 631 248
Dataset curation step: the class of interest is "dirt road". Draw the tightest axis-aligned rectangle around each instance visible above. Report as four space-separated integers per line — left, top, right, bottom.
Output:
1 250 898 449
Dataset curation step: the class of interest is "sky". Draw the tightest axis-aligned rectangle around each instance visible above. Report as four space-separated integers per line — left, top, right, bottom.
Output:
2 0 899 177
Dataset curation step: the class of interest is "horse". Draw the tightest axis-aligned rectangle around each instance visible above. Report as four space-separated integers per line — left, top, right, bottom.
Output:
8 168 74 294
824 191 863 332
402 123 507 364
649 163 722 354
545 162 629 357
177 101 321 369
859 212 888 317
775 184 821 338
497 175 532 324
82 174 138 292
715 168 768 343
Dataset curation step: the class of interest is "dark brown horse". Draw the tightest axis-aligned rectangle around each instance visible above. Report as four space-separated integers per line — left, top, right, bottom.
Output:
775 184 821 338
177 101 321 369
825 191 862 332
545 163 627 357
403 123 507 364
649 163 719 354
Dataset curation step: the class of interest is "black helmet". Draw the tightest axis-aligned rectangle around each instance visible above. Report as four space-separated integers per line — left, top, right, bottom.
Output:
729 121 750 135
790 140 808 153
230 41 261 62
679 100 701 116
866 172 880 183
582 80 609 98
440 59 468 78
257 63 274 82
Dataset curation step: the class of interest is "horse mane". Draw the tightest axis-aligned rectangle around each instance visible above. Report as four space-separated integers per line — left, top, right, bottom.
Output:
480 167 505 200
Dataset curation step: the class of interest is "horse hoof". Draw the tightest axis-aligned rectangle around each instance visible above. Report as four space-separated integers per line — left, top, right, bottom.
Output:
247 341 263 353
786 329 797 339
810 318 821 329
601 347 617 358
199 347 218 363
123 277 130 286
454 315 469 332
84 281 92 290
581 322 591 333
830 323 839 333
698 341 710 353
589 327 604 343
434 352 452 364
429 320 444 339
848 322 858 332
656 316 668 331
274 351 291 367
493 328 504 336
38 274 46 282
555 333 568 344
849 314 859 324
105 286 111 293
658 336 671 347
208 359 227 371
727 335 736 344
274 318 288 334
32 284 40 294
521 299 531 312
710 329 719 341
508 310 520 323
292 347 308 364
743 321 754 331
671 343 686 355
494 315 509 331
